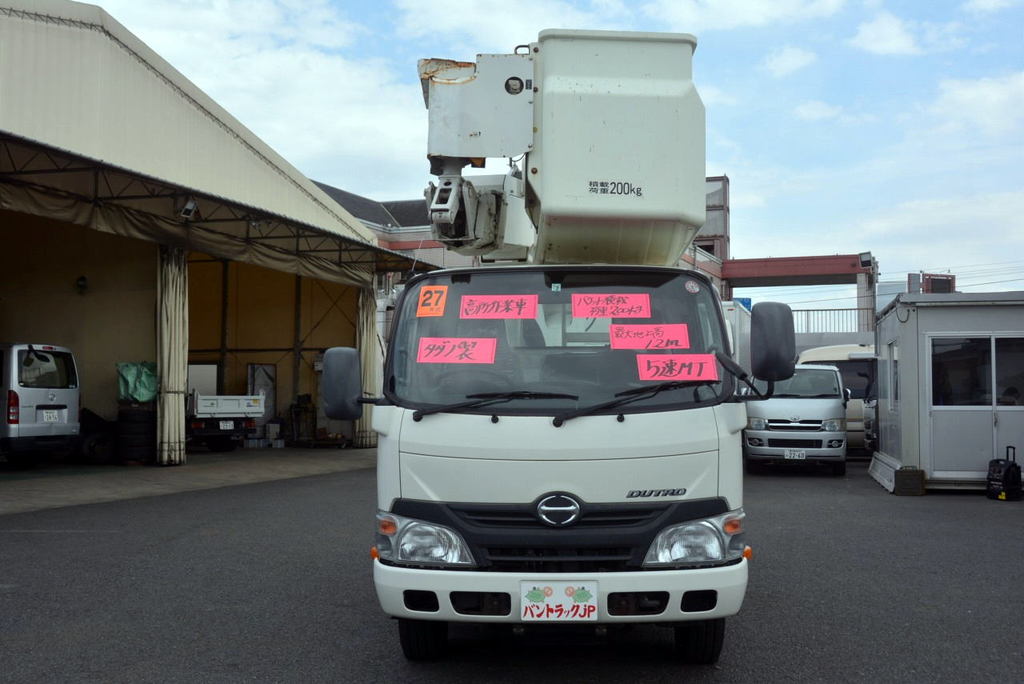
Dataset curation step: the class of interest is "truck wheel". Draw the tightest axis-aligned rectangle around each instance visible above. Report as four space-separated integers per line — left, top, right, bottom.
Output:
832 461 847 477
397 619 447 661
205 437 237 452
674 618 725 664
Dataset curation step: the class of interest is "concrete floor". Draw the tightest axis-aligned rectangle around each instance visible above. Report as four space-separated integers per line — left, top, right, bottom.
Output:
0 447 376 516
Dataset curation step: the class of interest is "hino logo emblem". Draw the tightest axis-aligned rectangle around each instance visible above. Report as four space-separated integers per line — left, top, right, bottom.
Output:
536 493 581 527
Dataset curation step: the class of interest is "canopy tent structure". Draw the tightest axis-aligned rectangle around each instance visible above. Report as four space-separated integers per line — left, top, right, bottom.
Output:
0 1 432 461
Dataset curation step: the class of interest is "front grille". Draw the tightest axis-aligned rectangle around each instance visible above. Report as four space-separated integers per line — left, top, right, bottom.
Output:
767 419 822 431
484 546 633 573
768 439 822 448
452 503 667 529
390 497 730 574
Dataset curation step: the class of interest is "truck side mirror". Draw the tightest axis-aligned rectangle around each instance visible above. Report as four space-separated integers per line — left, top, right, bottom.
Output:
750 302 796 382
322 347 364 421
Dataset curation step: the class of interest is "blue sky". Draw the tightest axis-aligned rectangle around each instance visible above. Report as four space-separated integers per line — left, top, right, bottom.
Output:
94 0 1024 306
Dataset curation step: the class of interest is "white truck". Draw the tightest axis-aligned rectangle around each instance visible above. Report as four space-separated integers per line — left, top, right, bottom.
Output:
186 390 263 452
323 29 795 663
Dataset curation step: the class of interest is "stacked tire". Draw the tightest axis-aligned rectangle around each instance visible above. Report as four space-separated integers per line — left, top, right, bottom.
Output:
117 406 156 464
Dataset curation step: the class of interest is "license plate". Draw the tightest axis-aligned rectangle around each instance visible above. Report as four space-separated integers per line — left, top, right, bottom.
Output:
784 449 807 460
219 420 234 431
41 409 59 423
520 581 599 621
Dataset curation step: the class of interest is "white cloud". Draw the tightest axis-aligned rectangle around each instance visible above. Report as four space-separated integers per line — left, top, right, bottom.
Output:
642 0 846 32
761 46 817 78
392 0 626 56
701 85 739 106
851 191 1024 275
848 11 965 55
794 100 843 120
94 0 429 199
930 71 1024 137
848 11 922 54
962 0 1021 12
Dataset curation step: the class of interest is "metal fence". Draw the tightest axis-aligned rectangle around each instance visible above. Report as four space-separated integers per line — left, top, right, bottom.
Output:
791 308 875 333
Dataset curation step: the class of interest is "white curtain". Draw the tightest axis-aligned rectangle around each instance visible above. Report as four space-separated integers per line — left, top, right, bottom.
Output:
157 245 188 465
354 287 381 448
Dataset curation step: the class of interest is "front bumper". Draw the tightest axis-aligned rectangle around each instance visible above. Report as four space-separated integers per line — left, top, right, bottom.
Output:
743 429 846 462
373 558 747 624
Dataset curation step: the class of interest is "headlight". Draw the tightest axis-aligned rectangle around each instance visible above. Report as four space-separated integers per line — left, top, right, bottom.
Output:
643 510 746 568
376 512 476 567
822 418 846 432
747 417 767 431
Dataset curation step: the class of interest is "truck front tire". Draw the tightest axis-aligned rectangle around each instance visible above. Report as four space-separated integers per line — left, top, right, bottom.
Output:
398 619 448 661
674 618 725 664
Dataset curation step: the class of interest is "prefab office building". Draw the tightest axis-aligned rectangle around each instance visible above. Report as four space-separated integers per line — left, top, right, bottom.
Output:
869 292 1024 492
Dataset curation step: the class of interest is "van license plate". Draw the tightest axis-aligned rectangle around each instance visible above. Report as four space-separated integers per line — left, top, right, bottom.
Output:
784 449 806 459
219 420 233 431
41 410 59 423
520 581 599 621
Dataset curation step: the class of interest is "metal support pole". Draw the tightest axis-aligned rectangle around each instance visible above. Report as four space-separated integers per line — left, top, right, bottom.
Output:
292 274 302 404
218 259 229 393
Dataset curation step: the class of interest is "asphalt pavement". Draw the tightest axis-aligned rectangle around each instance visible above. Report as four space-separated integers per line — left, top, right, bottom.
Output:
1 457 1023 682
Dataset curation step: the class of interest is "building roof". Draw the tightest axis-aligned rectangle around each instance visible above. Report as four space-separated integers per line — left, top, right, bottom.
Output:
382 200 429 227
314 181 429 230
0 0 427 276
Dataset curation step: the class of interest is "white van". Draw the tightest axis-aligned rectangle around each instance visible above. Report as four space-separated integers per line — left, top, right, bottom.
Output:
0 343 81 466
743 364 848 476
797 344 877 451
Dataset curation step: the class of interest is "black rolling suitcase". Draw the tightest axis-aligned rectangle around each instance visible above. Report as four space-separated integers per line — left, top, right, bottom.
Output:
986 446 1022 501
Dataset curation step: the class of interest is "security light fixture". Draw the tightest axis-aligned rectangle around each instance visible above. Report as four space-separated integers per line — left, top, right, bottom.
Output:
858 252 872 268
178 197 199 220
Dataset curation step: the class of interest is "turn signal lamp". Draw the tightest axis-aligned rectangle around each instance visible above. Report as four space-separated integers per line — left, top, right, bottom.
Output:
378 517 398 536
723 517 743 535
743 546 753 560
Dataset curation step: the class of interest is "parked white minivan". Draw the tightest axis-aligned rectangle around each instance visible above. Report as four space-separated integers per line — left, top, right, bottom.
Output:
743 364 848 476
1 343 80 466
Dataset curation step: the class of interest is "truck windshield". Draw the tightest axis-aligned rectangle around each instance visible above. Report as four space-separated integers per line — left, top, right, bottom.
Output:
754 368 840 398
386 267 729 415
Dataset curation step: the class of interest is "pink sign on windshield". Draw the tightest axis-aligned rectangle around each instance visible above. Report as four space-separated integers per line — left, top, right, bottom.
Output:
460 295 538 319
416 337 498 364
610 324 690 350
571 293 650 318
636 354 718 381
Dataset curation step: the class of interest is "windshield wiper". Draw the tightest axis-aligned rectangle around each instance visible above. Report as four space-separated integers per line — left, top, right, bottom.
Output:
552 380 718 427
412 391 579 421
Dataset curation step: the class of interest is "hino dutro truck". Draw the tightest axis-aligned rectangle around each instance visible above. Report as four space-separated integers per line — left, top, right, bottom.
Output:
322 29 795 664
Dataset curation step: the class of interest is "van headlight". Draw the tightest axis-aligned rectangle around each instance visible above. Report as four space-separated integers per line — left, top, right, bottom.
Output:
643 510 746 567
747 417 767 431
822 418 846 432
376 512 476 567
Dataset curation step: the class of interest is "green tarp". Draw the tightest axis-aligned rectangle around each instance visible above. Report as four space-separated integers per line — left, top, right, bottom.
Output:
117 362 158 403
